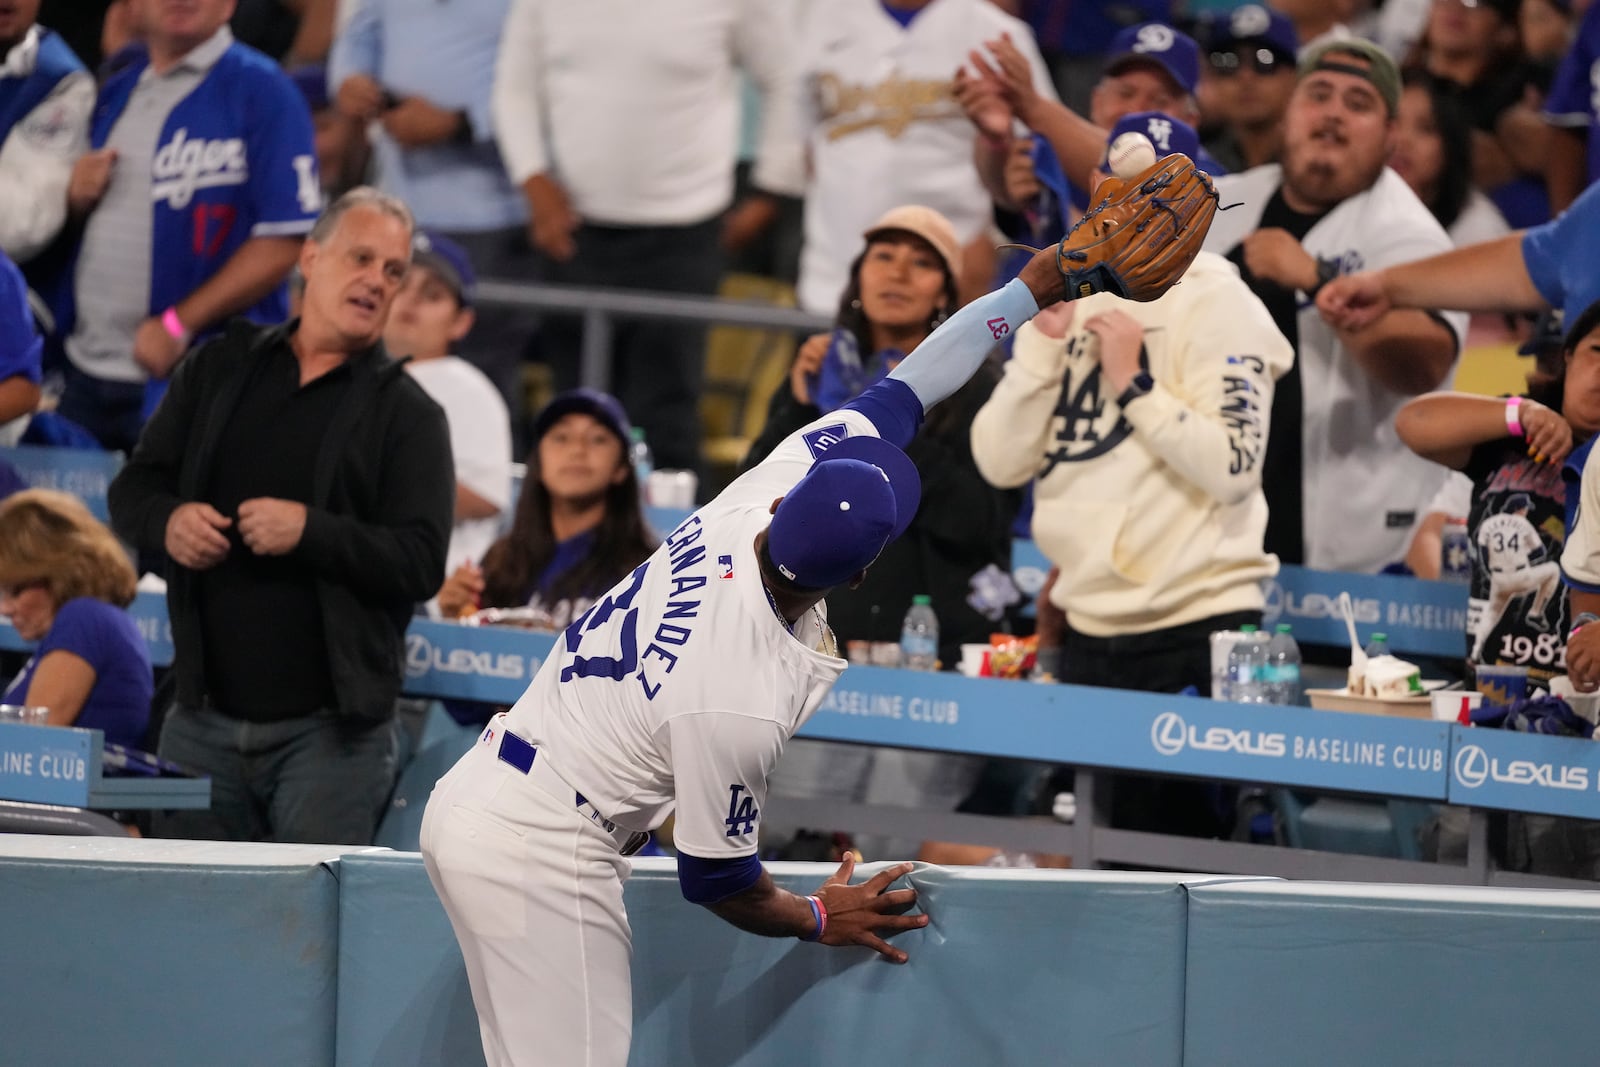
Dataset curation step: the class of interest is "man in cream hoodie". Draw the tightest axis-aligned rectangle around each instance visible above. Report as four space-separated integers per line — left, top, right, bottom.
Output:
971 116 1292 837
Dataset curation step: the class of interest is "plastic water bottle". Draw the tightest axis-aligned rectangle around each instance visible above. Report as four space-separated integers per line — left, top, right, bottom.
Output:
629 427 653 490
1440 519 1471 584
1264 624 1303 706
900 595 939 671
1227 624 1269 703
1364 632 1390 659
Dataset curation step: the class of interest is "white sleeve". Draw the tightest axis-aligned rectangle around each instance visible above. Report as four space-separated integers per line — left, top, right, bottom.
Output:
0 72 93 263
668 711 785 859
1563 462 1600 591
734 0 805 198
1118 272 1294 505
492 0 552 185
970 320 1069 489
449 375 513 509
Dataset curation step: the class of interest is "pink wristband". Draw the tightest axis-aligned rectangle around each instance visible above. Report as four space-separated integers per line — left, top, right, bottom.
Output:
161 307 190 345
1505 396 1524 437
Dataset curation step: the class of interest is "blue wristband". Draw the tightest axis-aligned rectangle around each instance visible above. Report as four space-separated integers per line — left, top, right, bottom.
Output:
800 895 825 942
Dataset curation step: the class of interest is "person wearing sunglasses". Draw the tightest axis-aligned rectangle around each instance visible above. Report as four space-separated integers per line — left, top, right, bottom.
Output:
1199 4 1299 172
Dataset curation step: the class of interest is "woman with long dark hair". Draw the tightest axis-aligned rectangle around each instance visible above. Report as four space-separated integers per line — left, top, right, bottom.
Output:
1390 69 1510 246
437 389 657 629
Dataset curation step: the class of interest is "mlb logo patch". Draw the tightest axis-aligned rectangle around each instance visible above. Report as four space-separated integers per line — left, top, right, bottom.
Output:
481 726 495 745
718 554 735 579
801 423 849 459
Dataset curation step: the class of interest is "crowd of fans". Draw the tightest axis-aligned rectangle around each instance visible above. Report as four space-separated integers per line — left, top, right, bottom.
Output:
3 0 1600 876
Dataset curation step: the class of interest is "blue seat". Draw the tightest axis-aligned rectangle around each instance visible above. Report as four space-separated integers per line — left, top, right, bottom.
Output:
1274 791 1431 860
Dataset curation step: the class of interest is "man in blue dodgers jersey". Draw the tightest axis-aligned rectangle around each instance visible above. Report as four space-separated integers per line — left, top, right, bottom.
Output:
418 167 1213 1063
51 0 319 452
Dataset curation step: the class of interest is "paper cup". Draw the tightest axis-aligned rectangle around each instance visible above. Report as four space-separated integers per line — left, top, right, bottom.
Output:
959 643 991 678
1429 690 1482 723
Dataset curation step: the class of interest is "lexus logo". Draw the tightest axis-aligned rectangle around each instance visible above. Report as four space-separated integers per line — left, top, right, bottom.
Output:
405 633 430 680
1261 579 1284 626
1454 744 1489 789
1152 711 1186 756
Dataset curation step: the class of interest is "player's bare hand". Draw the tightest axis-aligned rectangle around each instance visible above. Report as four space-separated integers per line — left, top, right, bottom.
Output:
237 498 307 556
132 315 186 378
382 96 463 148
953 64 1011 142
1317 269 1390 332
523 173 579 262
1031 301 1076 339
790 332 829 405
165 502 232 571
438 560 486 619
1568 626 1600 692
1241 228 1317 293
1002 136 1041 208
68 148 117 216
812 856 927 964
335 73 385 120
1520 399 1572 465
1082 309 1145 394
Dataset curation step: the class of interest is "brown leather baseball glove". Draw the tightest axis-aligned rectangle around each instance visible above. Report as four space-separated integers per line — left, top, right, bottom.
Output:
1054 153 1220 303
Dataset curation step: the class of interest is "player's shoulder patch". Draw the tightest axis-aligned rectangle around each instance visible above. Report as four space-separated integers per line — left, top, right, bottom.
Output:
801 422 849 459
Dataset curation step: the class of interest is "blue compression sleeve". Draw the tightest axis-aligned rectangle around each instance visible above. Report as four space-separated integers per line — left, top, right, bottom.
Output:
678 851 764 904
885 277 1040 413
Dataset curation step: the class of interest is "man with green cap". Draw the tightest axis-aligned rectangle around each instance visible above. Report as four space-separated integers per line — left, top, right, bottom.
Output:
1201 37 1466 576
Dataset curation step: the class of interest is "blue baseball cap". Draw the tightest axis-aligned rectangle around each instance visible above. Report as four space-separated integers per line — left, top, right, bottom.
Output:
767 436 921 590
532 388 633 447
1209 5 1298 59
1104 112 1203 167
1104 23 1200 96
410 230 477 307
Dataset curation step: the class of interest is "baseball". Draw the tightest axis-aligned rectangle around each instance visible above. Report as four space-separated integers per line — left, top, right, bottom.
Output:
1106 132 1157 179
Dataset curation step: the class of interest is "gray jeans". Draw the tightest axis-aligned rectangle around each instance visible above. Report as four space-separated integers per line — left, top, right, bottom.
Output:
154 703 399 846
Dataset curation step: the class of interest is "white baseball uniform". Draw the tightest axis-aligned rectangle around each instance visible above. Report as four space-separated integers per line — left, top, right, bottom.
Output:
421 275 1044 1067
794 0 1057 312
1203 164 1469 573
1473 512 1560 658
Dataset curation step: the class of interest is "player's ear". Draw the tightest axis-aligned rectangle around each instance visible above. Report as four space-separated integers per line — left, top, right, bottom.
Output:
769 496 785 515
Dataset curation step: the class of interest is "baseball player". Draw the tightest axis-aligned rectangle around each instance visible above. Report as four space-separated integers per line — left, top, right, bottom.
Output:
420 155 1218 1067
1472 493 1562 658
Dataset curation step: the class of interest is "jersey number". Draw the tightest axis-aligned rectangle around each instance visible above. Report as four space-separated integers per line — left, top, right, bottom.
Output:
725 784 759 837
559 563 648 682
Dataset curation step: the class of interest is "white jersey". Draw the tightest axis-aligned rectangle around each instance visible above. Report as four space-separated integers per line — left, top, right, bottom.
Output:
405 355 513 576
793 0 1055 312
502 409 892 862
1203 164 1468 573
1478 513 1542 574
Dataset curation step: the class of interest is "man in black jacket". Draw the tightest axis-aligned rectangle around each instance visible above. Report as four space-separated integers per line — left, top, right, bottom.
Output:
109 187 454 845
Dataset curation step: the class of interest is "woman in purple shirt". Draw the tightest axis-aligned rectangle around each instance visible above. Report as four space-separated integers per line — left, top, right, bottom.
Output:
0 490 152 749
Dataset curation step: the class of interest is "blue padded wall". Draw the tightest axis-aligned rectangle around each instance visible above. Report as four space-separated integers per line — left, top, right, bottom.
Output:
1184 880 1600 1067
336 854 1251 1067
0 835 353 1067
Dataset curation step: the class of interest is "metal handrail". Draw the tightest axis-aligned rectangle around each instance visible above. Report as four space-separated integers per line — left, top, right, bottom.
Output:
473 278 834 391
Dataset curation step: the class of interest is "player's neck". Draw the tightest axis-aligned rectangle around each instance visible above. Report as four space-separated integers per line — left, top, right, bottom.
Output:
754 532 827 624
549 496 605 543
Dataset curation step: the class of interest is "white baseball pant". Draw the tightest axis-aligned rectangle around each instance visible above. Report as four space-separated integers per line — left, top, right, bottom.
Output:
421 722 635 1067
